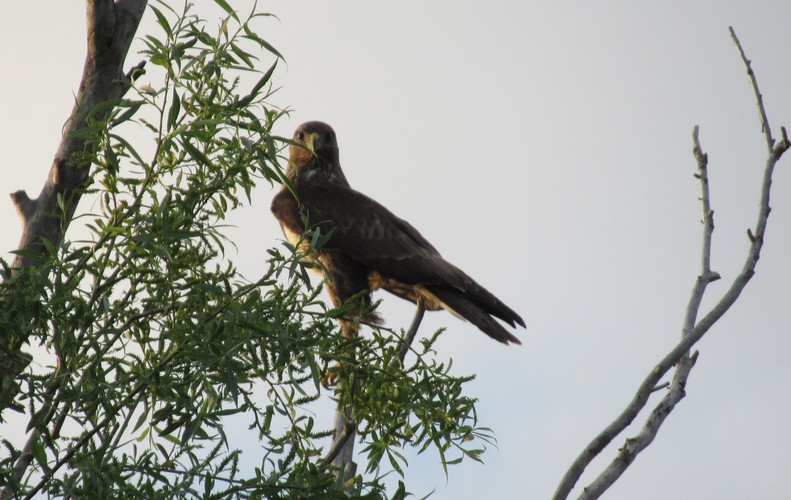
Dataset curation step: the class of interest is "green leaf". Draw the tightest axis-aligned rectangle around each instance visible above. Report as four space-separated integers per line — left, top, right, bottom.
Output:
213 0 240 22
31 438 47 468
167 88 181 130
111 100 145 127
230 42 256 68
237 61 277 107
181 137 213 169
242 25 284 59
108 133 147 168
150 6 173 37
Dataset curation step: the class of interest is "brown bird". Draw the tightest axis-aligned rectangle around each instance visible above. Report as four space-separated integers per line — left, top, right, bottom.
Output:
271 121 524 344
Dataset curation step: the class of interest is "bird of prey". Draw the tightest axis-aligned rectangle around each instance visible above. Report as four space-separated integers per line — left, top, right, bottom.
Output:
271 121 524 345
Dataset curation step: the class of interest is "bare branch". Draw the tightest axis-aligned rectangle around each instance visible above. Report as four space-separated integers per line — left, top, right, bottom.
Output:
553 129 719 499
11 0 147 269
326 413 357 484
321 421 356 467
729 26 774 151
691 126 720 289
554 30 789 500
398 298 425 364
10 191 36 222
327 406 357 486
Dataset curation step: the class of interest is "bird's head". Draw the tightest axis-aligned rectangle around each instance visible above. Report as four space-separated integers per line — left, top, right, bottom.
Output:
287 121 348 186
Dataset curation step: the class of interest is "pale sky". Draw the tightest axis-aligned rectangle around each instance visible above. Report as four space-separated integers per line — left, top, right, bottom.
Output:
3 1 791 498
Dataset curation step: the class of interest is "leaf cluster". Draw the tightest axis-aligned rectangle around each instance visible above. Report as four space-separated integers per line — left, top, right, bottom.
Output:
338 328 495 480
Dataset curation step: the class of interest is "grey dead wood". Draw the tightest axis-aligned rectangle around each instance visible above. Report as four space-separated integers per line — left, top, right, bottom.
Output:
553 27 790 500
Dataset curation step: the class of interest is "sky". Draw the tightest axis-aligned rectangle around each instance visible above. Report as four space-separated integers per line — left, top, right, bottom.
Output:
3 1 791 498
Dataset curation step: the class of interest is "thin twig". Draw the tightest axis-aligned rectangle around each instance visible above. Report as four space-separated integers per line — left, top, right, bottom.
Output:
691 126 720 288
649 382 670 394
729 26 774 151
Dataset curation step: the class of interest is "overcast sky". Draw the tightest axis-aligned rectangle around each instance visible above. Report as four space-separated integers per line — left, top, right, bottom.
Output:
3 1 791 498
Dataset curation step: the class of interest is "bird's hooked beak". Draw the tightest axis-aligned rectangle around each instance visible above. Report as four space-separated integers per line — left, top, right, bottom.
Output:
304 132 322 154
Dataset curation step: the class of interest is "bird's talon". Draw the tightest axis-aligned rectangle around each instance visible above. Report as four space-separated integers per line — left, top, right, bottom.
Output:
321 364 342 388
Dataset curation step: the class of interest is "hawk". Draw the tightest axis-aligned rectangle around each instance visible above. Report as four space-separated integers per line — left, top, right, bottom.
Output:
271 121 524 345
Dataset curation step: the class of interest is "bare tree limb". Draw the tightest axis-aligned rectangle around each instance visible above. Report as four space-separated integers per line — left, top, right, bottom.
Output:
575 127 716 499
329 407 357 485
553 28 790 500
729 26 774 151
1 0 148 418
11 0 147 269
320 420 356 467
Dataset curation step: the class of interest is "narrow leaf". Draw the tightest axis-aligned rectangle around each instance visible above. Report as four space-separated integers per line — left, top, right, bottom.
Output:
167 88 181 130
212 0 239 21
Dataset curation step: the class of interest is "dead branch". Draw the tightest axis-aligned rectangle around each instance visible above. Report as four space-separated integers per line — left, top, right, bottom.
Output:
553 28 790 500
1 0 148 418
729 26 774 151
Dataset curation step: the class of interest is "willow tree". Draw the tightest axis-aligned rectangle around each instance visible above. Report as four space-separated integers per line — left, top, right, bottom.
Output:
0 2 487 497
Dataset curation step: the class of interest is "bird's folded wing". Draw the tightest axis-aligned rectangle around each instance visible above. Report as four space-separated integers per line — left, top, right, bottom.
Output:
297 184 525 330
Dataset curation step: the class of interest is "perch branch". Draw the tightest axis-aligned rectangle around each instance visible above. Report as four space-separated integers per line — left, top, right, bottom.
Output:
328 406 357 485
320 421 356 467
398 297 425 363
553 28 789 500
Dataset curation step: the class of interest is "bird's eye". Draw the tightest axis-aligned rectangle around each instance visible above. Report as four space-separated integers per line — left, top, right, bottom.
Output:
325 132 334 142
296 132 305 141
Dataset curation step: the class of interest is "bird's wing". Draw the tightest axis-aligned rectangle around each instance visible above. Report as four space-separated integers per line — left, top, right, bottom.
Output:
296 184 525 332
296 184 463 284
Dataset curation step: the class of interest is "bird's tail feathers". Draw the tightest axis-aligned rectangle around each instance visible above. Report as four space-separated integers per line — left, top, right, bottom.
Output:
425 286 522 345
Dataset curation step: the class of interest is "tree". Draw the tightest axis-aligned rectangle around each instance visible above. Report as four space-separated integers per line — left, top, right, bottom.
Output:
0 2 488 497
2 2 789 499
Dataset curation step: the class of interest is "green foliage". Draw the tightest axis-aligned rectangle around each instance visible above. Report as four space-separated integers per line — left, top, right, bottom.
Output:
0 2 491 498
342 329 495 479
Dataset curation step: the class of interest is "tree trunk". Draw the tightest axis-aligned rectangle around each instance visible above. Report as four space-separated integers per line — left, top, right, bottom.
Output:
1 0 148 419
